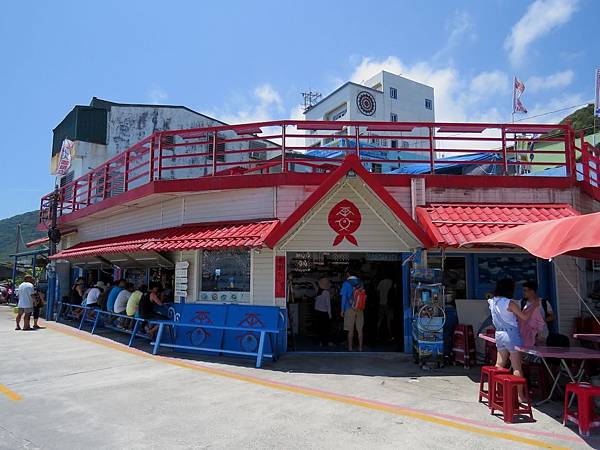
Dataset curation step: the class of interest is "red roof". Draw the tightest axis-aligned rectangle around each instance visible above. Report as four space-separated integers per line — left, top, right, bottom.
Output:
264 154 433 248
416 203 579 247
51 220 279 259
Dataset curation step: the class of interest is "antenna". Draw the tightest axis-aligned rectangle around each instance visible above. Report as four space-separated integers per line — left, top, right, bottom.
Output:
301 91 322 112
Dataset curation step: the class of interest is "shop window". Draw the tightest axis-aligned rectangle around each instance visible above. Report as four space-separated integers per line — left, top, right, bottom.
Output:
201 249 251 292
390 87 397 99
371 163 382 173
390 113 398 122
428 256 467 301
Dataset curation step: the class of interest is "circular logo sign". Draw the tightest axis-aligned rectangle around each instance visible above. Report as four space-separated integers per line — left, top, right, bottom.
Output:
328 199 362 246
356 91 376 116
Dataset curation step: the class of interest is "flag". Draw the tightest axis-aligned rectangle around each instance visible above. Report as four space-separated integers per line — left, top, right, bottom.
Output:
54 138 74 176
513 77 528 114
595 68 600 117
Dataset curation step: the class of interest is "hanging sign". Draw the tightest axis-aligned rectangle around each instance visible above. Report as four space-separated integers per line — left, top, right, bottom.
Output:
275 255 286 298
175 261 189 300
328 199 362 246
54 139 74 175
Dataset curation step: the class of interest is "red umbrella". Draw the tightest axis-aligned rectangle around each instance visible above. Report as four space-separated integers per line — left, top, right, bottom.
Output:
460 211 600 260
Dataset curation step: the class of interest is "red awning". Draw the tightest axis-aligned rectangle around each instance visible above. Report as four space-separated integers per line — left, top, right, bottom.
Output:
461 212 600 260
51 220 279 259
416 203 579 247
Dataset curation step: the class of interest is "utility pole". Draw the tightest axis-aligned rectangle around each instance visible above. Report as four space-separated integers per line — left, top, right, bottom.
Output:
10 223 21 303
46 185 61 320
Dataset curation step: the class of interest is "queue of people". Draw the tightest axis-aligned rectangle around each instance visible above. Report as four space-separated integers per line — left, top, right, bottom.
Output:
65 275 173 338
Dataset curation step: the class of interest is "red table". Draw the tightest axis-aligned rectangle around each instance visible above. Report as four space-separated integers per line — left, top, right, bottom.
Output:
478 333 600 405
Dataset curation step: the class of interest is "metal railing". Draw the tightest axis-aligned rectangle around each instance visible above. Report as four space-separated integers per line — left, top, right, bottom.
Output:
41 119 593 222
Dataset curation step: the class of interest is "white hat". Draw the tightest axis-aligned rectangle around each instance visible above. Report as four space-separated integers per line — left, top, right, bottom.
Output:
95 281 106 289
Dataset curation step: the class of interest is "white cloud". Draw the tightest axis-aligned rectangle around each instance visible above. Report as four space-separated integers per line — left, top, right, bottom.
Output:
434 11 476 61
469 71 510 98
527 70 574 92
147 86 168 104
217 83 284 124
504 0 578 66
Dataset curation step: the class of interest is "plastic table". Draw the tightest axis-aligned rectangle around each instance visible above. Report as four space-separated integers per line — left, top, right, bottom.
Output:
515 345 600 405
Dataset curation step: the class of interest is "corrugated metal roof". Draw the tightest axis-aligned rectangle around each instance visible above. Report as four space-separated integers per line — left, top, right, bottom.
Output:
51 220 279 259
416 203 579 247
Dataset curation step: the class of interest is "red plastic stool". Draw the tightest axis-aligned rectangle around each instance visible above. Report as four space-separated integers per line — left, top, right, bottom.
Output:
564 383 600 436
478 366 511 406
490 374 534 423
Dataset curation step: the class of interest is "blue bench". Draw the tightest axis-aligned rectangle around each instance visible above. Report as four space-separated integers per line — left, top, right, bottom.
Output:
90 309 161 347
57 302 98 330
151 321 281 368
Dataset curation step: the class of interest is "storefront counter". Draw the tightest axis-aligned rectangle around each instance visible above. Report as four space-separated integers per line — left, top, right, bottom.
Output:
159 302 287 358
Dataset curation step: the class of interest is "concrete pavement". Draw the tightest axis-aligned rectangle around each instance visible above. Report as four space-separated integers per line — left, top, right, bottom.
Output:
0 305 597 449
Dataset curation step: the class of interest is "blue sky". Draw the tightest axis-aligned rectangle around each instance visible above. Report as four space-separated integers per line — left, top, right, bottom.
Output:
0 0 597 218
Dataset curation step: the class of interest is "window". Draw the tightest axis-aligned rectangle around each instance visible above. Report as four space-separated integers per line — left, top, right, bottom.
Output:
391 140 398 149
331 108 347 121
402 140 410 149
201 249 251 292
390 113 398 122
371 163 382 173
390 87 397 99
425 99 433 110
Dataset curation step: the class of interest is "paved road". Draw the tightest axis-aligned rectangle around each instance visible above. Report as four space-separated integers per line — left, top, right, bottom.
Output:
0 306 596 449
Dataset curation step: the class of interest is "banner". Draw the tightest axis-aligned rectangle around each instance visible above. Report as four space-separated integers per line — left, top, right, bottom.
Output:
513 77 527 114
595 68 600 117
54 139 74 176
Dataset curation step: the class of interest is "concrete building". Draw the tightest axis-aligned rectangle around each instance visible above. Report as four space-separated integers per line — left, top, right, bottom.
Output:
304 71 435 172
51 97 279 189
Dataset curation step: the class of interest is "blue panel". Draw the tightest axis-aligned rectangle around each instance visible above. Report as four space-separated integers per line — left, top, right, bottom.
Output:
223 305 280 357
176 304 228 354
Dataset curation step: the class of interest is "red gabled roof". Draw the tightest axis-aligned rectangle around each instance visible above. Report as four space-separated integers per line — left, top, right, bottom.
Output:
51 220 279 259
416 203 580 247
264 154 433 248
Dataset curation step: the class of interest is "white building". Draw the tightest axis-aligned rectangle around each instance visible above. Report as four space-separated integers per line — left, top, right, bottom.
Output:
304 71 435 172
51 97 278 188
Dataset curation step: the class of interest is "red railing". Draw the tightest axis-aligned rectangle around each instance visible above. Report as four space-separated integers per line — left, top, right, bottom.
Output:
41 119 590 223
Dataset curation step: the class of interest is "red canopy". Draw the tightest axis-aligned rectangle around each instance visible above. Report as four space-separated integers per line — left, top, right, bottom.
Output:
460 211 600 260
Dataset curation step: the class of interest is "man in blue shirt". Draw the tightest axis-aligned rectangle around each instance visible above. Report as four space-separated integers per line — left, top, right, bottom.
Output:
107 279 126 313
340 269 364 351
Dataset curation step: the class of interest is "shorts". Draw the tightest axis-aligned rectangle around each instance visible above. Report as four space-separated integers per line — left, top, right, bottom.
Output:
343 309 364 332
495 328 522 352
33 306 41 320
18 307 33 314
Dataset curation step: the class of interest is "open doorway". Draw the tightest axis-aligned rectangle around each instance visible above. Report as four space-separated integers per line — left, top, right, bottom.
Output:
286 252 404 352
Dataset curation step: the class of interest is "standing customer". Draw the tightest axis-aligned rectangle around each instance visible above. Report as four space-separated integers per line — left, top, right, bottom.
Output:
340 268 365 352
314 278 332 347
15 275 35 331
488 278 539 401
32 285 46 329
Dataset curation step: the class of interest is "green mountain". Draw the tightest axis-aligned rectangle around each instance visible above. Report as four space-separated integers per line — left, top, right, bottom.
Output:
0 211 46 264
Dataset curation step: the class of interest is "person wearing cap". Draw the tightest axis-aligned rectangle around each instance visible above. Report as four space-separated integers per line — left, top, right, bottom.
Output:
314 278 332 347
86 281 105 308
15 275 35 330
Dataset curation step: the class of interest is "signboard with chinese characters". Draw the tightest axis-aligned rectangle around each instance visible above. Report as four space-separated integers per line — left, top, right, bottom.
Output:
174 261 189 300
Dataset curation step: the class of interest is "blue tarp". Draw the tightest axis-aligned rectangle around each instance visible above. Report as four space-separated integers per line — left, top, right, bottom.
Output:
390 152 502 175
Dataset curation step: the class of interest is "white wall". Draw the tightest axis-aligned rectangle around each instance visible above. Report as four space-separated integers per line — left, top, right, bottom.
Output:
252 249 275 306
554 256 581 336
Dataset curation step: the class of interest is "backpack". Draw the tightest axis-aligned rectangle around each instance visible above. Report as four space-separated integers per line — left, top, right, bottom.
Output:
352 282 367 311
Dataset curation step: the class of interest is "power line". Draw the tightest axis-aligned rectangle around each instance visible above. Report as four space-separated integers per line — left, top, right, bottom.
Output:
513 101 593 122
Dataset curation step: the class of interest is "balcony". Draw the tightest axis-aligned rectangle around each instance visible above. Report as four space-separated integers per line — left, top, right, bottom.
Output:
39 120 599 226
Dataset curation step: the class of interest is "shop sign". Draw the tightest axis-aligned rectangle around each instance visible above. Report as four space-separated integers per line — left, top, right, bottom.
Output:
328 199 361 246
275 255 286 298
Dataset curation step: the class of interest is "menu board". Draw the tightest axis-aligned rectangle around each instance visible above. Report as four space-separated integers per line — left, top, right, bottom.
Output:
175 261 189 301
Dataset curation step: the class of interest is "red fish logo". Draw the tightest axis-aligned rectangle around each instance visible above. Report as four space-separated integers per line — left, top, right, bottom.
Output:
328 200 361 246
